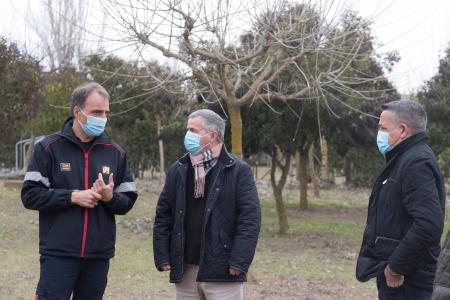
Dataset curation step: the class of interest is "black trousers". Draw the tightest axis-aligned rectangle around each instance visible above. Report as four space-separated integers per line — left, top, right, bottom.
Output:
35 255 110 300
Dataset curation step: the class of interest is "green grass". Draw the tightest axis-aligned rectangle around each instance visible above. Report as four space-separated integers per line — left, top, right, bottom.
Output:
0 179 384 299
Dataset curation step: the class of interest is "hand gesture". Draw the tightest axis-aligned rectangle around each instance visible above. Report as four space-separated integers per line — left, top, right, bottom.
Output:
92 173 114 202
71 189 102 208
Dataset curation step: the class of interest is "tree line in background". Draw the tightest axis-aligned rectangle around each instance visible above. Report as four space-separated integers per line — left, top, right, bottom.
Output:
0 0 449 234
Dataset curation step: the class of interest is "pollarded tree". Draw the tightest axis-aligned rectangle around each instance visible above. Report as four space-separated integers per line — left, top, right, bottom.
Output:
101 0 387 157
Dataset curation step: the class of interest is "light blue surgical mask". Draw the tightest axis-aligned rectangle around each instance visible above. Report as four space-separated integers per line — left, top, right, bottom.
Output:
184 131 202 154
78 110 107 137
184 131 212 155
376 130 392 155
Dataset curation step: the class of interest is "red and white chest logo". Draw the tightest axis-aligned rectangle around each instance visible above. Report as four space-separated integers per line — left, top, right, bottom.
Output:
101 166 110 175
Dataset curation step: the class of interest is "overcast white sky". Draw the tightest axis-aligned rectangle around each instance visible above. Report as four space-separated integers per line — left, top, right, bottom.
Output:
2 0 450 95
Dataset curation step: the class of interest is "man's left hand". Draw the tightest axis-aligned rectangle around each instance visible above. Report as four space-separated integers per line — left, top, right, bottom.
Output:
229 266 243 276
92 173 114 202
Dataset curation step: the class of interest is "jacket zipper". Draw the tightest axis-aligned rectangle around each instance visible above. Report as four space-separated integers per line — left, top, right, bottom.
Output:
79 141 117 257
80 150 90 257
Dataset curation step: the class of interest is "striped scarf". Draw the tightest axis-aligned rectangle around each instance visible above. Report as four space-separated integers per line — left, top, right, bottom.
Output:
189 143 223 198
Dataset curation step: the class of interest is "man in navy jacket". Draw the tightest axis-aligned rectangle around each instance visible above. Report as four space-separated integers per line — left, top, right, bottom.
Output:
153 109 261 299
21 82 138 300
356 100 445 300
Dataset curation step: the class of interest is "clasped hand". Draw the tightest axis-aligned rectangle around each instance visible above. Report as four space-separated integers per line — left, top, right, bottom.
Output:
71 173 114 208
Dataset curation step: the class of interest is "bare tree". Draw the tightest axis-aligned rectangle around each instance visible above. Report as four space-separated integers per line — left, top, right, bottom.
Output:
101 0 385 157
29 0 92 70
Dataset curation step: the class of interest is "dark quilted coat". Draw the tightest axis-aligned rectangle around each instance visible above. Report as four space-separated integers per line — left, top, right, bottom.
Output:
356 133 445 291
153 148 261 283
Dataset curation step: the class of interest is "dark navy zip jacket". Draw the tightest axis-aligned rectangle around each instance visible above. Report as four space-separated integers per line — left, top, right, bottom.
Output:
21 118 138 259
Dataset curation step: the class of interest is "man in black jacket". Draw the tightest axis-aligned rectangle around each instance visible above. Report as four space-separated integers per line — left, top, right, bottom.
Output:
21 82 138 300
153 109 261 299
356 99 445 300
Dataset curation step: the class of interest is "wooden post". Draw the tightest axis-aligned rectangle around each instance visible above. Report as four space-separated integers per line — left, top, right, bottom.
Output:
156 117 165 182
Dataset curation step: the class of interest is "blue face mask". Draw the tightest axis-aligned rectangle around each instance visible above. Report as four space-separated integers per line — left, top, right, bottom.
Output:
79 110 107 137
376 130 392 155
184 131 202 154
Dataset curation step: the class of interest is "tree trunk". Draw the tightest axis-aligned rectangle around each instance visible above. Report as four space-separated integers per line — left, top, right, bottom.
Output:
298 150 308 210
273 188 289 235
270 147 290 235
140 166 145 180
329 168 336 184
295 151 300 181
308 144 320 197
320 136 329 183
344 155 352 185
228 104 243 158
156 116 165 182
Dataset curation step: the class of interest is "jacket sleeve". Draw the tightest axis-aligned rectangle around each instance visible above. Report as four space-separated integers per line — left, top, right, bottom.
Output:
21 142 73 211
229 162 261 273
153 166 176 270
388 159 444 275
104 153 138 215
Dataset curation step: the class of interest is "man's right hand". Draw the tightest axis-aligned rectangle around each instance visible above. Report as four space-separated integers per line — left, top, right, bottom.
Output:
159 263 171 271
384 265 404 288
71 190 102 208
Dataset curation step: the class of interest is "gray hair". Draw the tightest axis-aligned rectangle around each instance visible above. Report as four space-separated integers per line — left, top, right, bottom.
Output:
188 109 226 142
382 99 427 133
70 82 110 115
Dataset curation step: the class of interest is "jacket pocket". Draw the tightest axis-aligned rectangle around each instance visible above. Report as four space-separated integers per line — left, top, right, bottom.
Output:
219 229 233 251
373 236 400 260
44 209 82 254
87 208 115 255
356 255 386 282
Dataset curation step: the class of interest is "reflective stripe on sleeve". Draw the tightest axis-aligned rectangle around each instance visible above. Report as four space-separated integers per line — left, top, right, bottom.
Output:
24 171 50 187
114 182 137 193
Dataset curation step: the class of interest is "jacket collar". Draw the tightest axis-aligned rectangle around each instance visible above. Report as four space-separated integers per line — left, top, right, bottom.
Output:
58 117 112 146
385 132 428 162
177 145 236 168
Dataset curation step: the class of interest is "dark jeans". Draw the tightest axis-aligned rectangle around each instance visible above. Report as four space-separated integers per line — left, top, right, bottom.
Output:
35 255 110 300
377 274 432 300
